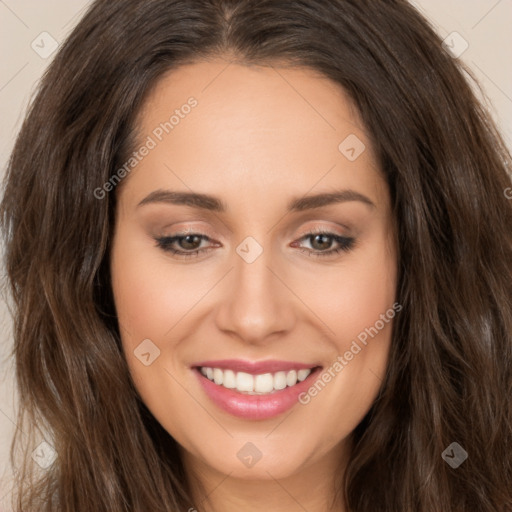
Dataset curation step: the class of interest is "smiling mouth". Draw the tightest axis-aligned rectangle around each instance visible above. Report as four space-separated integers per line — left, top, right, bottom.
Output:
192 361 323 420
196 366 321 395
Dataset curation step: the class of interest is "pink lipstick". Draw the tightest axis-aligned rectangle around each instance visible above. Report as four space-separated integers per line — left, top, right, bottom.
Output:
192 359 321 420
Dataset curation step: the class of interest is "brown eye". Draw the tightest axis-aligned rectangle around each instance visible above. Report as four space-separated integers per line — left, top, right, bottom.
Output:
291 230 356 258
309 233 335 251
154 233 214 258
178 234 203 251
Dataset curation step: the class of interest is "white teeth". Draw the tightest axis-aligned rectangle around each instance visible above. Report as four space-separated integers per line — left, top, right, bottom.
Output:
254 373 274 393
297 369 311 382
274 371 287 390
213 368 223 385
286 370 298 387
236 372 254 392
200 366 313 394
223 369 236 389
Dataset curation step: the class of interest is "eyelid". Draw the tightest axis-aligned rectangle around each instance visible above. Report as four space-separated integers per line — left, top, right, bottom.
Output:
159 224 349 244
163 226 216 239
154 225 356 261
295 224 347 237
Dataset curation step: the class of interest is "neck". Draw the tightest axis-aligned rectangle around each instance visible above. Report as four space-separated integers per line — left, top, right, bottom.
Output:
182 442 349 512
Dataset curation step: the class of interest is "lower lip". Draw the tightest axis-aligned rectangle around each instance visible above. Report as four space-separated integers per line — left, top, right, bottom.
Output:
194 367 321 420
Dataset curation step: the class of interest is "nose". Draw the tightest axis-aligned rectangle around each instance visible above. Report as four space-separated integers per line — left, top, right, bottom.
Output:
214 242 296 345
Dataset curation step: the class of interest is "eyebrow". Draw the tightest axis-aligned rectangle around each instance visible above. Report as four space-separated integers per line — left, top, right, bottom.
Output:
137 188 375 212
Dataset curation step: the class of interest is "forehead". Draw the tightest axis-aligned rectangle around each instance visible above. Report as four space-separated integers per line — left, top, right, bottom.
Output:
119 59 386 213
139 59 366 150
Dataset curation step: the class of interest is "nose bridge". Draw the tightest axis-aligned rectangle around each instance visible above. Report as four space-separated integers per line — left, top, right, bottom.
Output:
215 236 294 343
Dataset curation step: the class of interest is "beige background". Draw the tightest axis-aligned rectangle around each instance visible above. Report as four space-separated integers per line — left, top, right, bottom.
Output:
1 0 511 507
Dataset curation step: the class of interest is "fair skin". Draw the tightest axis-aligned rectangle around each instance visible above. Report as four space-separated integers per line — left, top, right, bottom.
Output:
110 58 397 512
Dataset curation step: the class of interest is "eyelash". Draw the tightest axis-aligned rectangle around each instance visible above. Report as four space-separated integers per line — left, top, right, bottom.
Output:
154 227 355 260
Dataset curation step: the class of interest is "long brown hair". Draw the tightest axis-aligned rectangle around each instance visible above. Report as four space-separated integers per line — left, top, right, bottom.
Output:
1 0 511 510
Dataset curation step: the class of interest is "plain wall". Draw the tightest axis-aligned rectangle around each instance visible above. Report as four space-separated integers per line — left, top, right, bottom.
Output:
1 0 511 508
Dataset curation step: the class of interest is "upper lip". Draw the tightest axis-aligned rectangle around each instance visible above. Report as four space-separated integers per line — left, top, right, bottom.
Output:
192 359 321 375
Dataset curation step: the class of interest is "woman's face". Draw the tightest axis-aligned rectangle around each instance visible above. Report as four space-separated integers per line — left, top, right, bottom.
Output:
110 59 397 483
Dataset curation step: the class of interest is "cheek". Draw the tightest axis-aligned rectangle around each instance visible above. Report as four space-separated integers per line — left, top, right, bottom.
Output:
295 238 397 431
110 236 202 430
112 221 397 367
111 221 397 435
302 238 397 349
110 233 209 347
